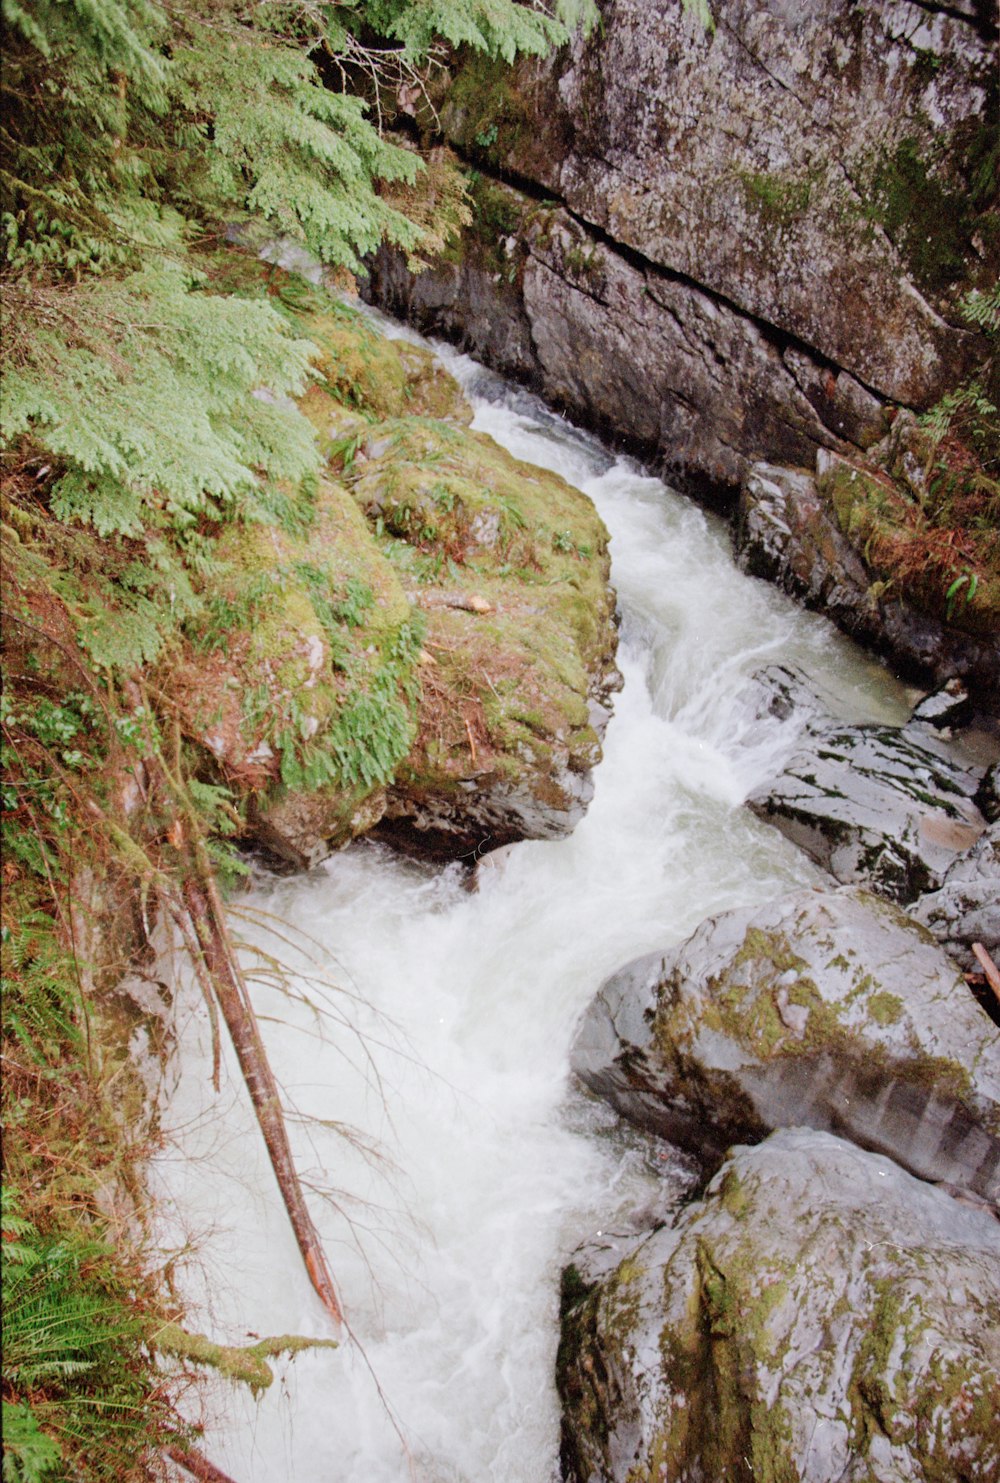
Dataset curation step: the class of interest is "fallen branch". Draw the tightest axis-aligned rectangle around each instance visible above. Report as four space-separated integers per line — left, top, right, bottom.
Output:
181 875 344 1331
166 1446 239 1483
972 942 1000 1004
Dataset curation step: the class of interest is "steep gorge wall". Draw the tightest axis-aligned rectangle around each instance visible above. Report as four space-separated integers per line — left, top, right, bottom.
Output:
366 0 997 507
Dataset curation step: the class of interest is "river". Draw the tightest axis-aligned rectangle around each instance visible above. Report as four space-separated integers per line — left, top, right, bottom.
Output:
153 319 912 1482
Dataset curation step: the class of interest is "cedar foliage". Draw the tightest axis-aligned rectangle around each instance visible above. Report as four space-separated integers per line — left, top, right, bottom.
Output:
1 1 590 1476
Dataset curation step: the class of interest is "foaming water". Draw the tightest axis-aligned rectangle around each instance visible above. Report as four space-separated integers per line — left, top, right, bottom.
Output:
154 331 912 1481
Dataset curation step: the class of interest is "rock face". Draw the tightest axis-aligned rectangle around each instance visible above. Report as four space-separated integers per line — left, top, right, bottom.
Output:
735 457 1000 697
572 885 1000 1203
558 1128 1000 1483
368 200 873 509
745 672 994 901
732 450 997 699
368 0 997 502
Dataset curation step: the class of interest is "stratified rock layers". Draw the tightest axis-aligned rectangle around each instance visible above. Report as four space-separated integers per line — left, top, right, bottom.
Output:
369 0 996 500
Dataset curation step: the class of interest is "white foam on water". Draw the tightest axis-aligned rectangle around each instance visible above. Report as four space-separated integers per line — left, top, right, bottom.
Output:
153 324 911 1482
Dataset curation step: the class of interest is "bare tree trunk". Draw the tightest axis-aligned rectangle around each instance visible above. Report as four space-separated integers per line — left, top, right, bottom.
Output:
182 877 344 1330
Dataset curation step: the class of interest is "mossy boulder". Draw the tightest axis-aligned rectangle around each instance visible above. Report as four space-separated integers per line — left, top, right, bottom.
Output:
558 1129 1000 1483
171 475 421 866
342 415 620 858
297 306 473 454
572 885 1000 1203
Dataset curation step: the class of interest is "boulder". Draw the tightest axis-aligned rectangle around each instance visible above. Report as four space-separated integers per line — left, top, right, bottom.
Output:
342 416 620 860
745 679 993 901
558 1128 1000 1483
173 306 619 867
572 886 1000 1203
911 821 1000 972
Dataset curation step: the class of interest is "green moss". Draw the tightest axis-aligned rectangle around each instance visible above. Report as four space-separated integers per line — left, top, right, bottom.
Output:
346 414 616 796
738 169 813 229
867 991 904 1026
153 1323 337 1395
861 121 1000 296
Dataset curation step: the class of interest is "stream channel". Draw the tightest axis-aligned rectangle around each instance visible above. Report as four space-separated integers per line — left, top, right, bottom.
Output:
153 313 914 1482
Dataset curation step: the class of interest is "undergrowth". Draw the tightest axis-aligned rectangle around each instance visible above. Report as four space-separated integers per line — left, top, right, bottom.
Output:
827 285 1000 633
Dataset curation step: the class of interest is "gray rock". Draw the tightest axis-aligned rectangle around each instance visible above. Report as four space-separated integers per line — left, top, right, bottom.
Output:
572 886 1000 1202
735 458 1000 695
368 205 857 508
558 1128 1000 1483
746 692 992 901
911 821 1000 970
249 786 387 871
373 761 595 863
445 0 990 405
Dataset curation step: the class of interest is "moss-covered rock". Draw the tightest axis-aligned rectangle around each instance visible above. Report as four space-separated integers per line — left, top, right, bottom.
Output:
170 302 617 865
817 447 1000 640
170 473 421 864
558 1129 1000 1483
572 885 1000 1202
342 414 619 858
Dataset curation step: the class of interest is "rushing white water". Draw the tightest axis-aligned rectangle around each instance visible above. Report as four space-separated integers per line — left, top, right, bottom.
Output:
154 329 913 1482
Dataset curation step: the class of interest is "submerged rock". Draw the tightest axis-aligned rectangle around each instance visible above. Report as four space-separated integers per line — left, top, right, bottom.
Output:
745 675 992 902
558 1129 1000 1483
572 886 1000 1203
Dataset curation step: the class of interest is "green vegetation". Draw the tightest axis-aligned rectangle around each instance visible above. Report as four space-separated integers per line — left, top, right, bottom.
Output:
0 0 595 1473
816 284 1000 636
738 169 813 229
862 121 999 296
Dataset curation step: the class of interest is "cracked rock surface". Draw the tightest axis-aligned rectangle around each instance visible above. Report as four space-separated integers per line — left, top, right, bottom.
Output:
558 1128 1000 1483
744 669 996 900
571 884 1000 1203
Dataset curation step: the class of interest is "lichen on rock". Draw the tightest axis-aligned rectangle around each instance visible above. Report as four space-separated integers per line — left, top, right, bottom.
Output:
558 1129 1000 1483
572 885 1000 1202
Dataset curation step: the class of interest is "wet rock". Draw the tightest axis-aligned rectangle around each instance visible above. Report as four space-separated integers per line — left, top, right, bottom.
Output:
911 821 1000 971
735 458 1000 696
442 0 990 405
571 886 1000 1202
344 416 620 862
745 684 992 901
558 1128 1000 1483
249 785 387 872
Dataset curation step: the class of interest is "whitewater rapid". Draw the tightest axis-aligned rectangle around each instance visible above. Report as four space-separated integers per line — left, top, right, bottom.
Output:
153 325 912 1482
